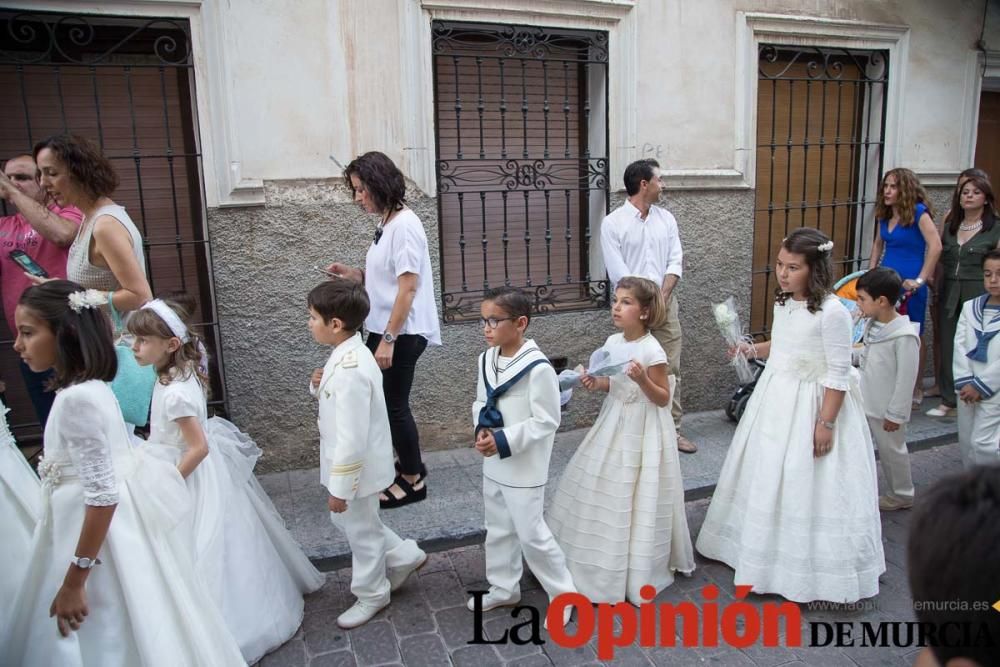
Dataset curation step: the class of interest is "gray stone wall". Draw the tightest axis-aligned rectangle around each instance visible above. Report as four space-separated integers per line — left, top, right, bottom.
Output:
206 181 752 472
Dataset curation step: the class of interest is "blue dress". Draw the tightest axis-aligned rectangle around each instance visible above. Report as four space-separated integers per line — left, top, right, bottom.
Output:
879 202 929 333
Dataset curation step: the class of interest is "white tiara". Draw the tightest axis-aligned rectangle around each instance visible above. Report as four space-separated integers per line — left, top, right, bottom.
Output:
141 299 191 343
68 289 108 313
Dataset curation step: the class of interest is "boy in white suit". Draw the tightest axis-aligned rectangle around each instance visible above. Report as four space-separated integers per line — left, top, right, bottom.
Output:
855 268 921 511
470 287 576 628
308 279 427 629
953 249 1000 468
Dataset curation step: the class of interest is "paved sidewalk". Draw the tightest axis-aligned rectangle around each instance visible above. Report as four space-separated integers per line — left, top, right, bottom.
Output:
259 400 957 567
256 441 964 667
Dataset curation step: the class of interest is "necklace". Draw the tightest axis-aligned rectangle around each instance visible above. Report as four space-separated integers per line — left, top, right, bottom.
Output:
959 219 983 232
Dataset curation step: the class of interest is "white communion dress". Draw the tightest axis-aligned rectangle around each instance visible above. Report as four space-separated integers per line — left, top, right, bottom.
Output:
547 332 695 604
0 399 41 632
1 380 246 666
143 371 324 664
696 295 885 603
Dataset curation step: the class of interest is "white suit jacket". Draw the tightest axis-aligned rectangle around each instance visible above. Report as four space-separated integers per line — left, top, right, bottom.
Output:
472 339 561 488
954 295 1000 403
311 332 395 499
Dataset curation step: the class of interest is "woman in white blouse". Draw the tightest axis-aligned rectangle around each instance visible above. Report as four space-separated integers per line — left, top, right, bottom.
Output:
328 151 441 508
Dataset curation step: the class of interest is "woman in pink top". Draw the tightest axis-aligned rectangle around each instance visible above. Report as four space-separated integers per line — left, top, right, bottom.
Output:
0 154 83 426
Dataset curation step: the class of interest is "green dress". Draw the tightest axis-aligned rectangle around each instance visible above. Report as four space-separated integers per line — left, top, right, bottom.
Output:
937 223 1000 406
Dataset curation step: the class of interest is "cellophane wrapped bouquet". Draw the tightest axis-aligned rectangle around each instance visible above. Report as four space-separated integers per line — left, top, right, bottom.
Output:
712 297 757 384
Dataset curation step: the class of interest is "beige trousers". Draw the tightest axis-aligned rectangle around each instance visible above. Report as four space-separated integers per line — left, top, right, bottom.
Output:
651 293 683 429
866 416 914 502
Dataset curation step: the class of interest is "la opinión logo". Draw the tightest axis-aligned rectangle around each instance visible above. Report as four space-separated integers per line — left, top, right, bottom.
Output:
467 587 999 661
469 584 801 660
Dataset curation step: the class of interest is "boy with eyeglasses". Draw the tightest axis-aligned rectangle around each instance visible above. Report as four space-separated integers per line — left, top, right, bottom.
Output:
469 286 576 629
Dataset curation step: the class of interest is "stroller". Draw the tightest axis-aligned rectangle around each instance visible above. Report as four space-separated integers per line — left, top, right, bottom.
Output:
724 270 879 423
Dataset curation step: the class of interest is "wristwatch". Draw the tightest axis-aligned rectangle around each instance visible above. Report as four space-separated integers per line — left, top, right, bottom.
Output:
383 332 396 344
71 556 101 569
817 419 836 430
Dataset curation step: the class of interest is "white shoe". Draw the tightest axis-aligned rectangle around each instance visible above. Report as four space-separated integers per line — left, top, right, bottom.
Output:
388 551 428 592
544 603 573 632
467 589 521 612
925 404 955 418
336 598 389 629
879 494 914 511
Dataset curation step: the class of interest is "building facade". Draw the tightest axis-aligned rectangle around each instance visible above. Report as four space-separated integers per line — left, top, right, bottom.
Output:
2 0 997 470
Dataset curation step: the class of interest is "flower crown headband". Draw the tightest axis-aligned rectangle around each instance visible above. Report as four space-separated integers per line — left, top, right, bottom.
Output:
780 238 835 254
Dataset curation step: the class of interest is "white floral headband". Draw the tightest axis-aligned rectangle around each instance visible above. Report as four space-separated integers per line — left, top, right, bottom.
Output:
68 289 108 313
780 239 835 255
141 299 191 343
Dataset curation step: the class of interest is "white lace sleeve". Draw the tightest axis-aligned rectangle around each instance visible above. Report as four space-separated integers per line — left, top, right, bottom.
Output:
819 298 853 392
60 387 118 507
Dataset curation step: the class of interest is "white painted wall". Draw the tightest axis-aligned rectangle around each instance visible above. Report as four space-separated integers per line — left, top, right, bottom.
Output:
18 0 986 196
209 0 984 191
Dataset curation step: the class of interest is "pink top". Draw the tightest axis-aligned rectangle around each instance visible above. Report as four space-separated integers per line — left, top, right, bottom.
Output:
0 204 84 333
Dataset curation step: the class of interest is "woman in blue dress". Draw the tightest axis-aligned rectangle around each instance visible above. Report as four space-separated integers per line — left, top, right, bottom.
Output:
869 168 941 404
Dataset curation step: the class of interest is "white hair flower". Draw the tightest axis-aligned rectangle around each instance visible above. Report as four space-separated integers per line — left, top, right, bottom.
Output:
817 240 834 253
68 289 108 313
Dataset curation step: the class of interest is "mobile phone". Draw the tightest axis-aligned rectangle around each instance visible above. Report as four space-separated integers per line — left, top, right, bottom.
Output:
313 266 342 279
9 250 48 278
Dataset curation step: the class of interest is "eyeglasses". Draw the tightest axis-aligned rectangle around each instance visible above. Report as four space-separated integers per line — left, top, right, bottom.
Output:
479 316 517 329
373 223 384 245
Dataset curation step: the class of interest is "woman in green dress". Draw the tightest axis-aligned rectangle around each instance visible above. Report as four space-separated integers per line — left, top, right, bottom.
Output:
930 172 998 417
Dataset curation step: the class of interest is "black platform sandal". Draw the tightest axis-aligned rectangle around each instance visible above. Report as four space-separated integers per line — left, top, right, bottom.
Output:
380 474 427 509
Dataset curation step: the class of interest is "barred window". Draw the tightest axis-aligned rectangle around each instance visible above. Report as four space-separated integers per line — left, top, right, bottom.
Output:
751 45 889 335
432 20 609 321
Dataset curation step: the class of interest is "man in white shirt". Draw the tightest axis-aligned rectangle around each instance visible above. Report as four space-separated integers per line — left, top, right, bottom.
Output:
600 159 697 453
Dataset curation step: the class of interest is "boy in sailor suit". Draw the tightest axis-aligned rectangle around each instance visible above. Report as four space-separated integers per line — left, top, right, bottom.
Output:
308 280 427 629
854 268 921 511
469 287 576 627
953 249 1000 468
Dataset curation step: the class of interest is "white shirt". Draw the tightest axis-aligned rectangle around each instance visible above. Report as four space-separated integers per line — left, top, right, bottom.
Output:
364 209 442 346
600 199 683 290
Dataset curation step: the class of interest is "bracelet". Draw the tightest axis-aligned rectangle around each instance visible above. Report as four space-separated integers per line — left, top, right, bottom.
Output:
817 419 835 430
914 277 925 286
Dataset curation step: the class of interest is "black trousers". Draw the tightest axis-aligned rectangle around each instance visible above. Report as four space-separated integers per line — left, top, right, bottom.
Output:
365 332 428 476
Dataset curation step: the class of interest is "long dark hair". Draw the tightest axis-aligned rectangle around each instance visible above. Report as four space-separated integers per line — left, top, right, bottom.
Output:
774 227 834 314
18 281 117 389
944 171 995 236
32 134 119 202
343 151 406 215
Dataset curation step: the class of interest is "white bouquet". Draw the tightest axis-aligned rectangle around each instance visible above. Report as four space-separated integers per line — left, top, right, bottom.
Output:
712 297 756 384
557 341 638 403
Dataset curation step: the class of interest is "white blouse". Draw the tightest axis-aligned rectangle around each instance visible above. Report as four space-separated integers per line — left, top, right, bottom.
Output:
364 208 442 346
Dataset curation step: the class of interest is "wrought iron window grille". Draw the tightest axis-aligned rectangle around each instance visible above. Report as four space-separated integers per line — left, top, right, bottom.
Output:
751 44 889 336
432 20 610 322
0 10 228 442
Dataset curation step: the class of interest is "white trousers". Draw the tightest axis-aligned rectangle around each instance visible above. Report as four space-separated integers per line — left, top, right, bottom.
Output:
957 399 1000 468
328 493 425 605
483 476 576 600
866 416 914 502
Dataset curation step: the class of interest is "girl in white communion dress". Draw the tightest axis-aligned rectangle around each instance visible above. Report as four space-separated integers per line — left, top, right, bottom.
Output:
2 280 245 666
128 293 324 664
0 396 41 633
